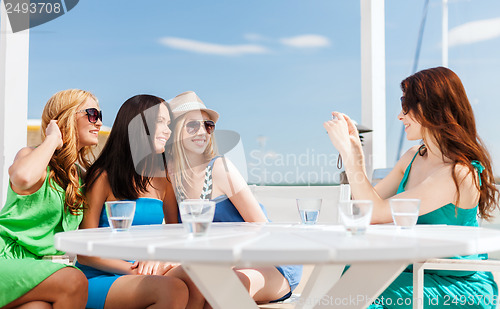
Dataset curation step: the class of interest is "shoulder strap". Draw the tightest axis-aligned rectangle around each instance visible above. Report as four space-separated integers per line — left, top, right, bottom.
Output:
471 160 485 187
200 156 222 200
397 146 422 193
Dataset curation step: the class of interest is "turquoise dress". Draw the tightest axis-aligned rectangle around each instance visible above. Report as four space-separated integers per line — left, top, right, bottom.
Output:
0 167 83 307
178 156 303 302
369 151 498 309
75 198 164 309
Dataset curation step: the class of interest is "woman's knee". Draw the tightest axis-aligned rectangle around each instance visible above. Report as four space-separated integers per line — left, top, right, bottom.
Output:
57 267 88 297
234 270 251 292
168 276 189 294
156 277 189 307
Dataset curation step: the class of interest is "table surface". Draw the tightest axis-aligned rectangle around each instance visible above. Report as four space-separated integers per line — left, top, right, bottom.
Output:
55 223 500 266
56 223 500 309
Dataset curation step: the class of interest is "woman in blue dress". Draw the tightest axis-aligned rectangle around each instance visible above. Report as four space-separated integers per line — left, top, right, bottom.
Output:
164 91 302 307
76 95 188 309
324 66 499 308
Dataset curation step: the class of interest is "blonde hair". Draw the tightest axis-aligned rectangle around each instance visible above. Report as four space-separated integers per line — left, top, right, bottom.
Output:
41 89 98 214
170 112 217 201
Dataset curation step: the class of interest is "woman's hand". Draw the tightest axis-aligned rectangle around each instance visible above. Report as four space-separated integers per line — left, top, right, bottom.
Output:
323 112 361 155
45 120 63 149
131 261 179 276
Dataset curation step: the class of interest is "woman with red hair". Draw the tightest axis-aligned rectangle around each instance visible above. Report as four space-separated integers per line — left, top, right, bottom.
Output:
325 66 499 308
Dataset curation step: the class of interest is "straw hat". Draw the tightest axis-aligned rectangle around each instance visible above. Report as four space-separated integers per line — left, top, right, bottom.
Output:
168 91 219 122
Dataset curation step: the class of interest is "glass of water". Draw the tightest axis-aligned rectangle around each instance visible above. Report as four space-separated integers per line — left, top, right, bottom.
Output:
105 201 136 232
390 199 420 229
179 199 216 237
338 200 373 235
296 198 322 225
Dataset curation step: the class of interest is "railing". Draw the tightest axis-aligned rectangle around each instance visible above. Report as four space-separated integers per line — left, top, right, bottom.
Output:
249 185 342 224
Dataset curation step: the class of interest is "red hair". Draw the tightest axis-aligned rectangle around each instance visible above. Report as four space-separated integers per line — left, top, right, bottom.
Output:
401 66 498 219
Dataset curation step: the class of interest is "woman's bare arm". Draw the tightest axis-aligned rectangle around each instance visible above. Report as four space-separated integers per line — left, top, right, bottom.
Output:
9 120 63 193
212 157 267 222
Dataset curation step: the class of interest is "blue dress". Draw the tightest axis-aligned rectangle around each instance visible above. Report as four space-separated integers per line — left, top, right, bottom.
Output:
75 198 164 309
178 156 303 302
368 149 497 309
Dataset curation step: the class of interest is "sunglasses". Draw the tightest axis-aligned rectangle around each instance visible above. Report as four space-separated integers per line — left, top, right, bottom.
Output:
185 120 215 135
77 108 102 124
400 96 409 115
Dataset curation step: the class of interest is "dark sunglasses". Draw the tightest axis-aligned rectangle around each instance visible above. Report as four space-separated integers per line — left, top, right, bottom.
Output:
185 120 215 135
77 108 102 124
400 96 409 115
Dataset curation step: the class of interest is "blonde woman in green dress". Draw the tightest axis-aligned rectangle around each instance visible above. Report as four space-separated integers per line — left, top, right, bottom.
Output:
0 89 103 308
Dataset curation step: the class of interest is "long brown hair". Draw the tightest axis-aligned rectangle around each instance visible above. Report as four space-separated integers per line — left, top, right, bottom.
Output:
401 66 498 219
41 89 98 215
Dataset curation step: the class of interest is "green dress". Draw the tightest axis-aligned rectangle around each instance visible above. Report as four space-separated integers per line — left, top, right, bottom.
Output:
0 167 83 307
369 151 498 309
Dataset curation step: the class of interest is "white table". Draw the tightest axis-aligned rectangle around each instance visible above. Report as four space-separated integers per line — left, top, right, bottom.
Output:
55 223 500 309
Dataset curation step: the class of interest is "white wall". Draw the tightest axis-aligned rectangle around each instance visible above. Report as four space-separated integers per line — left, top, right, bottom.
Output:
0 2 30 207
361 0 387 176
250 185 341 224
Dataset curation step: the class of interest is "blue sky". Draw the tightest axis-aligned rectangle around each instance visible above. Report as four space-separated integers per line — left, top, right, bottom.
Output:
3 0 500 184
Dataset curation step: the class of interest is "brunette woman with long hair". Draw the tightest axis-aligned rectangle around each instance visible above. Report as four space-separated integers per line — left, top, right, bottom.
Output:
324 66 499 308
76 94 188 309
0 89 101 308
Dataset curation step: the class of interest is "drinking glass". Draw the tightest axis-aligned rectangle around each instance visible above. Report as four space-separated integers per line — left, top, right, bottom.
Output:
390 199 420 229
105 201 136 232
338 200 373 235
179 199 216 237
296 198 322 225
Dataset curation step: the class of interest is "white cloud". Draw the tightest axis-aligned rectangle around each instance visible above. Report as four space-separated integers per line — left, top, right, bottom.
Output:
158 37 269 56
449 17 500 47
244 33 267 42
279 34 331 48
